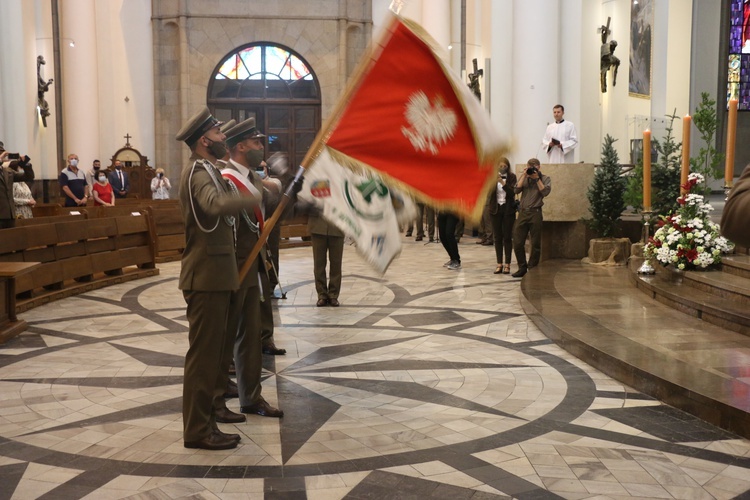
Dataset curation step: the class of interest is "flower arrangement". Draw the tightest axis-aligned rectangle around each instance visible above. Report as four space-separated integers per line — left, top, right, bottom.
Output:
645 173 733 270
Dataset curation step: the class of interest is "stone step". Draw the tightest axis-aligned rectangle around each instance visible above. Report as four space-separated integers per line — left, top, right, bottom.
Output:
633 270 750 337
722 254 750 279
683 267 750 308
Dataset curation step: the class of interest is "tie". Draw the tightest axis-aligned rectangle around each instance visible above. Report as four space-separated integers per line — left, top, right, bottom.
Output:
118 171 123 187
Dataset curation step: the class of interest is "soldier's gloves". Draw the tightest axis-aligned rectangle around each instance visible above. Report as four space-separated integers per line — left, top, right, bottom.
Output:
291 176 304 196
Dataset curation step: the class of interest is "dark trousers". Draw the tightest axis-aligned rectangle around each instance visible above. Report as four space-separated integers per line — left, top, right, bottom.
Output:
183 290 232 442
267 226 281 287
407 203 436 239
259 266 275 346
513 209 543 269
311 234 344 300
480 201 493 241
438 212 460 262
491 209 515 264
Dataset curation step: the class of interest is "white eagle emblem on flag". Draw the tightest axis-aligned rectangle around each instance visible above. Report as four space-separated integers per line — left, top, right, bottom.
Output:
401 91 457 155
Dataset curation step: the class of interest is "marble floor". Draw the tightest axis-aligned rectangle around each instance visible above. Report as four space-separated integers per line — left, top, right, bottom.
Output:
1 235 750 499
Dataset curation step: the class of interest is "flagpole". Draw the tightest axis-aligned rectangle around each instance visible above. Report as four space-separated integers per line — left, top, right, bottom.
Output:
237 14 403 285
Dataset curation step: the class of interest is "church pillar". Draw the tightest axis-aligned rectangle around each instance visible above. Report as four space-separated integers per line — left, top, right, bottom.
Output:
421 0 451 56
0 0 39 162
60 0 100 165
488 0 513 139
511 0 560 163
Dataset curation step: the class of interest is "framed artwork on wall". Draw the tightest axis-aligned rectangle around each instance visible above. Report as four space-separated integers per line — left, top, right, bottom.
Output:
629 0 653 98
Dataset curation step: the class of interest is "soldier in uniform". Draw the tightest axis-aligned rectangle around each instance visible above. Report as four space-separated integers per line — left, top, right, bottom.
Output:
220 117 285 418
176 107 261 450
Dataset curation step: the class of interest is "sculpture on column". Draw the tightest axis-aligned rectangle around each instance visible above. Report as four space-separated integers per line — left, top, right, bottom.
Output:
468 58 483 101
37 55 53 127
599 17 620 93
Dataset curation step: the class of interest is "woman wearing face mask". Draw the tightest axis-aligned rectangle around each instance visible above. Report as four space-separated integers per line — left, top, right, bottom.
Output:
151 168 171 200
490 157 517 274
92 171 115 207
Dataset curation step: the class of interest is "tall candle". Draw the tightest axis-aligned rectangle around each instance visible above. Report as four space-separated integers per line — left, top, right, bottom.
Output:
643 129 651 211
726 99 738 187
681 115 691 195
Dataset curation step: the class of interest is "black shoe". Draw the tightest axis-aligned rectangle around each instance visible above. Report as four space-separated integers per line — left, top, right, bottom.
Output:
329 298 340 307
405 232 412 237
215 407 246 423
184 431 239 450
223 379 238 399
415 236 423 241
241 397 284 418
482 240 494 246
511 267 527 278
316 298 328 307
429 238 434 242
262 343 287 355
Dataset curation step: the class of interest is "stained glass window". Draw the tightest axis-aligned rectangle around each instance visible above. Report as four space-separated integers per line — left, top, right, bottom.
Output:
209 43 317 100
728 0 750 109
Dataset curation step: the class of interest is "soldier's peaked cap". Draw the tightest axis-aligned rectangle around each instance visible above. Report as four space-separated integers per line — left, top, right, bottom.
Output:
219 119 237 134
175 107 224 146
224 118 266 148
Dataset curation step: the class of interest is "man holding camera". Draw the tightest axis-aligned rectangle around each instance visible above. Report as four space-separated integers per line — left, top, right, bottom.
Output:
511 158 551 278
542 104 578 163
1 142 35 229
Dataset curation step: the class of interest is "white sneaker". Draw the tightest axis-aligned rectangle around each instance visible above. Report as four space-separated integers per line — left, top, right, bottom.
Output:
447 261 462 270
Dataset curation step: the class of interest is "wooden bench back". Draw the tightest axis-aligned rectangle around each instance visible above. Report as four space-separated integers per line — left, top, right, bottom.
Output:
0 215 157 309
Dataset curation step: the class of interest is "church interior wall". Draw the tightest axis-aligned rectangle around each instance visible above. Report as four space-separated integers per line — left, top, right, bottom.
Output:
4 0 741 202
153 0 371 192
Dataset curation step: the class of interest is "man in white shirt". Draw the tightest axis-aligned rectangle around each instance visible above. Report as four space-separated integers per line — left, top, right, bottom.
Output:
541 104 578 163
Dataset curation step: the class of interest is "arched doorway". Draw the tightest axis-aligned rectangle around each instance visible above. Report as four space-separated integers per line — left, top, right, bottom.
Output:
207 42 321 168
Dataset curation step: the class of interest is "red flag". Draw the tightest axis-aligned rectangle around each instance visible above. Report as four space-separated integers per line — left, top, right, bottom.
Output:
323 16 508 221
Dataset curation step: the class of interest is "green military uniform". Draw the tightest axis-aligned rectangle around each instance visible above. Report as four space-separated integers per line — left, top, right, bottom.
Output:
215 157 267 410
176 108 260 445
308 213 345 302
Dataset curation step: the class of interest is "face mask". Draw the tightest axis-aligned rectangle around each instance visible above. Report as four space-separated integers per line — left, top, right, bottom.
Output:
245 149 264 169
115 165 122 170
70 159 78 167
98 175 106 182
206 138 227 160
93 166 100 171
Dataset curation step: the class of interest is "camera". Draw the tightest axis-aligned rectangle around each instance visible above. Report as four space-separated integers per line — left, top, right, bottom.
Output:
500 174 507 179
158 173 164 178
6 153 20 160
526 167 538 176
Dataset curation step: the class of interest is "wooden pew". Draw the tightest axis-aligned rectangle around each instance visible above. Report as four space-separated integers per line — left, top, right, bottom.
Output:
279 214 311 249
145 205 185 263
0 262 40 344
0 215 159 314
17 212 87 226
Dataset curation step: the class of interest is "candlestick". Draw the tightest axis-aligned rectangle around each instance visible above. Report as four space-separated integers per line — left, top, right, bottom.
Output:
726 99 738 189
643 129 651 211
681 115 691 195
638 210 655 275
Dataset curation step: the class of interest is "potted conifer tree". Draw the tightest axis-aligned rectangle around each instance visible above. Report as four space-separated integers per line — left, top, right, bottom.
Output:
583 134 630 264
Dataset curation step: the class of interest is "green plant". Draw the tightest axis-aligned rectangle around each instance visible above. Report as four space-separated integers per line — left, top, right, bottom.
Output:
585 134 627 237
689 92 724 195
625 110 682 218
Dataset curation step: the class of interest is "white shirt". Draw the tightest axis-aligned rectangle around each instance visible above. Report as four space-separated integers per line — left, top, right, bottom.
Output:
542 120 578 163
496 182 506 205
151 176 171 199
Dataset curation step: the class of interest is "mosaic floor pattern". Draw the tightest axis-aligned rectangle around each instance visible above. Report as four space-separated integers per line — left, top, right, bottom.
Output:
1 237 750 499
